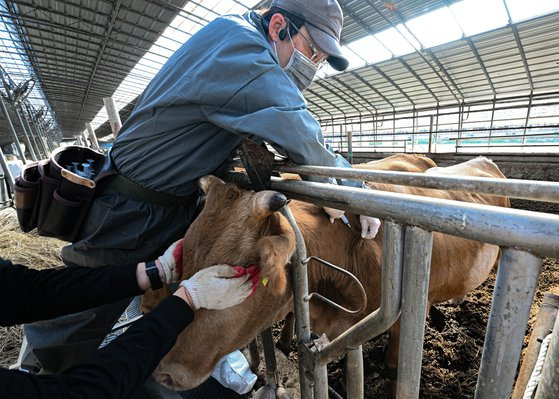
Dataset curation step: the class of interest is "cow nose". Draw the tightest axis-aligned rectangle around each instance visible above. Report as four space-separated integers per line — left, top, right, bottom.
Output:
268 192 287 212
158 372 176 388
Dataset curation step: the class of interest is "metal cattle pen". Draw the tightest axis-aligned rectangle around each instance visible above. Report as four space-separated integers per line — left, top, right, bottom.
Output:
226 164 559 399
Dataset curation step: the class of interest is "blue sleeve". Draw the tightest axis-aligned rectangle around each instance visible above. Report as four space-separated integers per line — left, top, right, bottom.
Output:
324 144 367 189
201 63 337 183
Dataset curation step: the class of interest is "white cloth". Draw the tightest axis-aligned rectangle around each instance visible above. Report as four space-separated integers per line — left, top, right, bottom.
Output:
211 350 257 394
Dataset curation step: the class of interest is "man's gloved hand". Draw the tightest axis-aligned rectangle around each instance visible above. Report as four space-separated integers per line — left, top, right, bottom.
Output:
359 215 381 239
157 239 184 283
323 206 345 223
181 265 259 310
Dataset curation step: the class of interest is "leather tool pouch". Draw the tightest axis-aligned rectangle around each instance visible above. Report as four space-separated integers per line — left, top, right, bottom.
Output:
14 145 106 242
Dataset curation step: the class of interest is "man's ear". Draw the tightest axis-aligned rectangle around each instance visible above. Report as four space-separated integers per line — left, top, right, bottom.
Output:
268 13 287 42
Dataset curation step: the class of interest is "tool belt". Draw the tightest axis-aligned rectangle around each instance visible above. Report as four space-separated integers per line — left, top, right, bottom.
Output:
14 146 105 241
14 145 194 242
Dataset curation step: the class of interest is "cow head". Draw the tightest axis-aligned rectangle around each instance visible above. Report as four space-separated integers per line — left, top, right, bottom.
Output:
142 175 296 390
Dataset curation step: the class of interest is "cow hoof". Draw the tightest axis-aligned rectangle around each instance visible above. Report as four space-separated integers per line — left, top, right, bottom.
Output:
448 295 466 306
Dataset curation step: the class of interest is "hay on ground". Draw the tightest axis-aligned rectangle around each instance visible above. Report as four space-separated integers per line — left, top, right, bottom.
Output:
0 207 65 270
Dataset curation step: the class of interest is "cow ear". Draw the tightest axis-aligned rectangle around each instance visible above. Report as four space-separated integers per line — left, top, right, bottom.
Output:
198 175 225 194
256 231 295 295
250 190 287 219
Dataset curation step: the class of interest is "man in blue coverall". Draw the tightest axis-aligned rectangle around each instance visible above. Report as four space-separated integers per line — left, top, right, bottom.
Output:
20 0 380 397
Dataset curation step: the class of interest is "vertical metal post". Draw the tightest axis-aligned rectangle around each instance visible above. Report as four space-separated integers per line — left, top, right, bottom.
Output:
81 132 90 148
346 346 364 399
475 249 543 399
86 122 101 151
0 145 15 191
261 327 278 389
0 97 27 163
27 113 49 157
280 205 314 399
103 97 122 139
313 364 328 399
428 115 434 154
42 125 55 151
347 130 353 164
20 109 42 159
14 108 37 161
396 226 433 399
534 308 559 398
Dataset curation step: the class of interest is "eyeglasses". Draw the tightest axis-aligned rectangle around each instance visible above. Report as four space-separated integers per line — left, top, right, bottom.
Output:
287 19 328 67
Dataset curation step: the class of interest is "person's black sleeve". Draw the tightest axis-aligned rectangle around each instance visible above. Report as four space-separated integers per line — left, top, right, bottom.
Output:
2 295 194 399
0 258 142 326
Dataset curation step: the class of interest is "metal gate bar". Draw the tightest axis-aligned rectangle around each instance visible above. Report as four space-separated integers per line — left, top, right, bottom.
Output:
346 346 364 399
396 227 434 398
280 206 314 399
475 249 543 398
224 171 559 398
274 164 559 203
316 220 404 365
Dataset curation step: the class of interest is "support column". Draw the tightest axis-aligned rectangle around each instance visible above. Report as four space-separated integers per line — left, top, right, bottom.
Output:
0 97 27 163
14 108 37 161
86 122 101 151
103 97 122 139
0 145 15 191
20 110 42 159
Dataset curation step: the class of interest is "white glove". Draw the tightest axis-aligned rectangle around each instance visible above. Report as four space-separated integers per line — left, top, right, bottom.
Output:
181 265 257 310
359 215 381 239
156 239 183 283
323 206 345 223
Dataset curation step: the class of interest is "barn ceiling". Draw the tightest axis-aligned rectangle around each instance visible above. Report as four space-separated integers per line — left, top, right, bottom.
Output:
1 0 558 150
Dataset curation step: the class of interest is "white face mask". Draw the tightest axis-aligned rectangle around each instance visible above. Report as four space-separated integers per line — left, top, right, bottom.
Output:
273 35 319 91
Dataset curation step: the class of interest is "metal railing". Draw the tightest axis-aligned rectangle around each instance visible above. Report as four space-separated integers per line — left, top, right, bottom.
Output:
225 164 559 398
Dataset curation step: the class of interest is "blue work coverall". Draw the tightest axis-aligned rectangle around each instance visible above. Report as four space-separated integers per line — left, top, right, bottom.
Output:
21 11 344 391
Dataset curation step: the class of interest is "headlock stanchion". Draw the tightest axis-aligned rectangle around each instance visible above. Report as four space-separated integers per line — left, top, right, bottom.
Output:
225 165 559 398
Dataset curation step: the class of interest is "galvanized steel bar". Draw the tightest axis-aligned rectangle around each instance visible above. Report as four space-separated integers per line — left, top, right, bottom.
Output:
534 310 559 399
396 226 433 399
27 116 49 157
103 97 122 139
0 145 15 191
86 122 101 151
268 178 559 259
0 97 27 163
261 327 278 389
279 205 314 399
317 220 403 365
274 164 559 203
346 346 364 399
20 110 43 159
475 249 543 399
313 364 328 399
14 108 37 161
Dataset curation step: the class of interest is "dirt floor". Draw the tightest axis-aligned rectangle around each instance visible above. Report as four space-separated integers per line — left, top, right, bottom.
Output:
270 198 559 398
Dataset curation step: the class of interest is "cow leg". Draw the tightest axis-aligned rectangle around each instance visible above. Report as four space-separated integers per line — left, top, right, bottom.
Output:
385 319 401 399
277 312 294 356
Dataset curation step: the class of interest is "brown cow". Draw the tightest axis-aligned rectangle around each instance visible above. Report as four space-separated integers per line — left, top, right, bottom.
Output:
141 156 508 392
354 153 437 172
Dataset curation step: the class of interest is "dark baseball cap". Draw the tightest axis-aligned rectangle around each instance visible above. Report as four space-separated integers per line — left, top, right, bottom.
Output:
270 0 349 71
